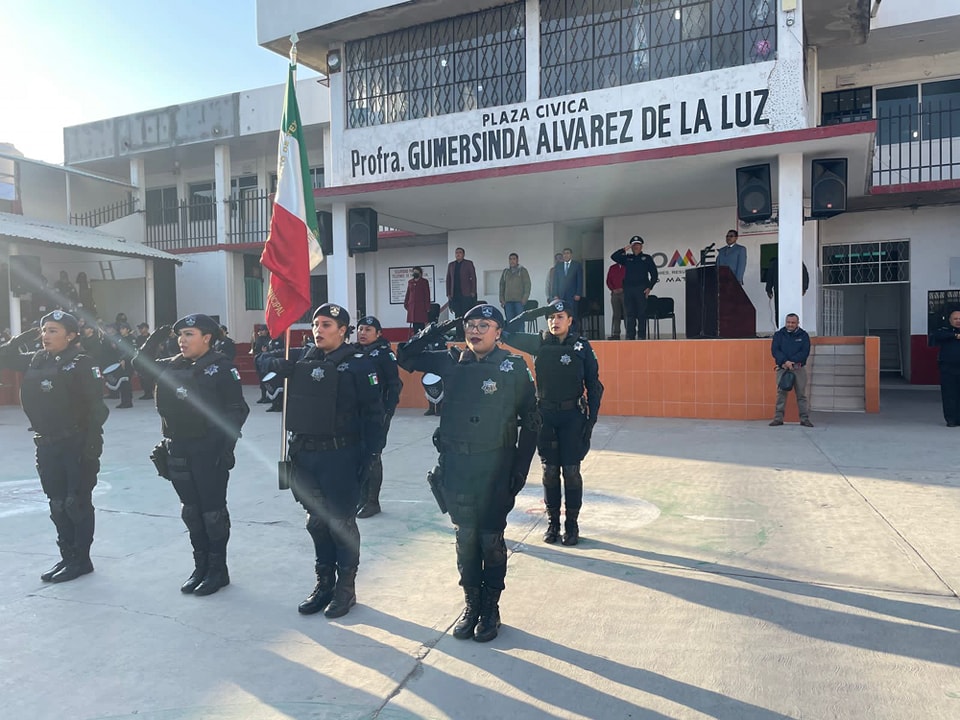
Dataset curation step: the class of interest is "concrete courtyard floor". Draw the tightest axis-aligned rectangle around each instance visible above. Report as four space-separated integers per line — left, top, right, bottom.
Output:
0 386 957 719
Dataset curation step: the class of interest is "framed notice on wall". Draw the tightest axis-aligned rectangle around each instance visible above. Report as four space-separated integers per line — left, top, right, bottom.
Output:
389 265 435 305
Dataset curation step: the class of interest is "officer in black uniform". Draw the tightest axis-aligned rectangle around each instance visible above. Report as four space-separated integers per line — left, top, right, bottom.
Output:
0 311 109 582
398 304 538 643
264 334 286 412
611 236 659 340
135 314 249 596
259 304 385 618
507 299 604 546
353 315 403 518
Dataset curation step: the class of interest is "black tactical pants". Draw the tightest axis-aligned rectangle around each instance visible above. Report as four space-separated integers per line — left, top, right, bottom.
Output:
36 433 97 552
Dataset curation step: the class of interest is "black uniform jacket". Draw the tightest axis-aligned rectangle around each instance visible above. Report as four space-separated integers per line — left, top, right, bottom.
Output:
354 337 403 416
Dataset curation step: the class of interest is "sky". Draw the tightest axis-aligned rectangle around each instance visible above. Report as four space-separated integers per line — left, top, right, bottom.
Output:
0 0 317 164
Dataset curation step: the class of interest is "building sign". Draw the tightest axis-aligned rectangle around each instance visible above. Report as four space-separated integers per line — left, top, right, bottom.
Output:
389 265 435 305
341 63 803 185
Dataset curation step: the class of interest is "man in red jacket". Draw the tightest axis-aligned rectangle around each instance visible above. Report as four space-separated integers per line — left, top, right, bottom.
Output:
606 262 626 339
446 247 478 320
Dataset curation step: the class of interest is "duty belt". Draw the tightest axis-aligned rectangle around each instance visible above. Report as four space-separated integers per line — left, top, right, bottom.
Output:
441 440 505 455
296 434 359 452
538 398 581 411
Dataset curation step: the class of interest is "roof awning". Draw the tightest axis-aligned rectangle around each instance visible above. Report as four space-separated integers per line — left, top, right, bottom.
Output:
0 212 181 264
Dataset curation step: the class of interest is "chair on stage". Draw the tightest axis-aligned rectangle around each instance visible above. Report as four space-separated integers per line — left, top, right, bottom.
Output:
646 296 676 339
578 297 602 340
523 300 539 333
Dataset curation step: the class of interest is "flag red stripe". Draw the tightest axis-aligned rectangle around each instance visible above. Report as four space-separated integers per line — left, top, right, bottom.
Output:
262 204 311 337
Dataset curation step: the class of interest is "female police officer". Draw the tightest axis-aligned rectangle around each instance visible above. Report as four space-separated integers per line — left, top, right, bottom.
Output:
136 314 249 596
0 311 108 582
258 304 385 618
398 304 538 643
506 300 603 546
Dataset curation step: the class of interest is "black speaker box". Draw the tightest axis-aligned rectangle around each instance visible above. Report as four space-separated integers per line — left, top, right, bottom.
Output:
811 158 848 219
9 255 42 297
316 211 333 256
736 164 772 223
348 208 378 253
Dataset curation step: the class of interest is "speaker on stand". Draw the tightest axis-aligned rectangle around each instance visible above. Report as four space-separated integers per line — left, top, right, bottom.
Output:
348 208 378 254
736 164 773 223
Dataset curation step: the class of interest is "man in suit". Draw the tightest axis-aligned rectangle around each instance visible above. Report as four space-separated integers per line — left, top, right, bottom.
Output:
551 248 583 323
716 229 747 284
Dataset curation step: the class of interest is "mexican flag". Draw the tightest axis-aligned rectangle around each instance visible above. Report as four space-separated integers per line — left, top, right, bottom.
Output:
260 64 323 338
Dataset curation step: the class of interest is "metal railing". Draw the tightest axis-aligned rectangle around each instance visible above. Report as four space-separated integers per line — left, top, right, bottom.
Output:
229 192 273 246
70 197 138 227
145 198 218 250
873 104 960 186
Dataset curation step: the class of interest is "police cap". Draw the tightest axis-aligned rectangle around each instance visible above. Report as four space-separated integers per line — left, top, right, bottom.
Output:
630 236 644 246
544 299 573 316
40 310 79 335
463 303 505 327
313 303 350 327
173 313 221 337
357 315 382 332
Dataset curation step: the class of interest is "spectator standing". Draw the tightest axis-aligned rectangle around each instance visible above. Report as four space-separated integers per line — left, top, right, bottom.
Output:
216 326 237 361
404 266 432 334
610 237 658 340
551 248 583 323
932 309 960 427
769 313 813 428
446 248 477 320
499 253 531 323
606 262 626 339
716 229 747 284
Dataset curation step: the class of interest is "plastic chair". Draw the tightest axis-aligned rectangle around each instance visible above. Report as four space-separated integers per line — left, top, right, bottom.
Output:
646 296 677 339
643 295 659 339
523 300 539 333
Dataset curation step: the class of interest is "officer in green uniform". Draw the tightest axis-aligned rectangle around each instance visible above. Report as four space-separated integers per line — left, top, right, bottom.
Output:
0 311 108 582
398 304 539 643
507 299 603 545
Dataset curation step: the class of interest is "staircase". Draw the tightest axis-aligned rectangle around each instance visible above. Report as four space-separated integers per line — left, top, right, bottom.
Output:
233 343 259 385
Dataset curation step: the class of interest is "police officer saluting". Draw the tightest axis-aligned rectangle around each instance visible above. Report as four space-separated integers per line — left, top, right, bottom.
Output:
507 300 603 546
0 311 108 582
135 314 249 596
259 304 385 618
353 316 402 518
398 304 539 642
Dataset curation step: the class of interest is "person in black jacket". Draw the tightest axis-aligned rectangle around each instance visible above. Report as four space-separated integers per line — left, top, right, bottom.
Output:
0 311 108 582
135 314 250 596
769 313 813 427
216 325 237 362
610 236 658 340
764 257 810 326
398 304 539 642
353 315 403 518
933 308 960 427
506 299 603 545
258 304 385 619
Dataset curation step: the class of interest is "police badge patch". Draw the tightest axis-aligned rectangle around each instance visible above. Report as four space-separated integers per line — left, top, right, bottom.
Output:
40 379 54 393
555 301 564 312
204 364 219 376
574 341 584 351
185 316 197 326
52 310 64 321
370 349 380 357
481 306 493 318
560 354 572 365
62 361 76 372
337 363 349 372
311 367 325 381
176 386 189 399
330 306 341 317
481 379 497 395
499 359 514 373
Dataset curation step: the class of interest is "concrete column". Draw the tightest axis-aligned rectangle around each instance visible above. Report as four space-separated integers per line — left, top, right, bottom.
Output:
327 47 346 187
214 144 231 246
129 157 146 216
144 260 155 330
525 0 540 102
329 202 356 311
8 242 21 335
777 152 804 328
64 174 72 222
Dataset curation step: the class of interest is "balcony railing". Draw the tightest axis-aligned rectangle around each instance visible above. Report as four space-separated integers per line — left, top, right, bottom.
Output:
873 104 960 186
70 197 138 227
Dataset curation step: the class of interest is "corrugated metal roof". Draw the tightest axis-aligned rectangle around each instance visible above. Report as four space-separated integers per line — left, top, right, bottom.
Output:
0 212 180 263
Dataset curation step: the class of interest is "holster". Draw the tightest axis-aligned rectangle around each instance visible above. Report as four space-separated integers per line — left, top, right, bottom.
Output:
426 465 448 514
278 459 295 491
149 442 170 479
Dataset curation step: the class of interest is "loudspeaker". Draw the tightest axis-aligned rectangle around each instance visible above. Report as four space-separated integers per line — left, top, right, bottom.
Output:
810 158 847 219
316 211 333 256
347 208 378 253
736 164 772 223
9 255 42 297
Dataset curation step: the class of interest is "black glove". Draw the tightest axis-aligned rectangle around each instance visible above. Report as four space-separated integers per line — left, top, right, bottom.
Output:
81 433 104 461
143 325 173 354
2 327 40 354
583 418 596 444
509 470 527 496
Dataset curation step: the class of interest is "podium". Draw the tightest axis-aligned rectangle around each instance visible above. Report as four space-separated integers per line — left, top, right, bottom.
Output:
685 265 756 338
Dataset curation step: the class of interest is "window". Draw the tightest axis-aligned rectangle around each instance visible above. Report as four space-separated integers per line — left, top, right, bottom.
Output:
540 0 776 98
345 2 525 128
821 87 873 126
922 78 960 141
821 241 909 285
874 79 960 145
876 85 919 145
145 186 178 226
244 254 264 311
188 181 214 223
309 167 325 190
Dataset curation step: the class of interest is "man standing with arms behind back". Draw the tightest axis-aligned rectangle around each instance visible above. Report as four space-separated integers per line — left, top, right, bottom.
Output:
499 253 531 323
716 229 746 284
605 261 626 340
551 248 583 324
446 248 478 320
611 236 658 340
769 313 813 428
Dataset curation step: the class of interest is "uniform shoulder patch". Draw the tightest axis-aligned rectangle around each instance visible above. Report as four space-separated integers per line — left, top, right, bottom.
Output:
92 366 102 379
368 373 379 386
230 368 241 381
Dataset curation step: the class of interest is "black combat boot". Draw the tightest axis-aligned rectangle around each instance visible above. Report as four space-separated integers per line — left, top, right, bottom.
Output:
473 587 502 642
194 553 229 596
324 566 358 618
298 563 336 615
180 551 208 594
194 509 230 596
542 465 562 543
51 545 94 583
357 459 383 519
452 587 481 639
562 508 580 546
40 541 68 582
